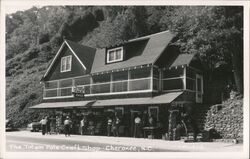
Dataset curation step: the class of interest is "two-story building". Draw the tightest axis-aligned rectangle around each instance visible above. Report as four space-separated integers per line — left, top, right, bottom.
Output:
30 30 205 139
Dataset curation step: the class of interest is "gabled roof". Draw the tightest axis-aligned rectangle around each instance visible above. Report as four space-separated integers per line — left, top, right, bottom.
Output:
91 30 175 74
43 40 96 78
65 40 96 73
170 54 195 68
42 31 176 79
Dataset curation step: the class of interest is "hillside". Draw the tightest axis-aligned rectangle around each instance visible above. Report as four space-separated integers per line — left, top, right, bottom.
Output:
5 6 243 127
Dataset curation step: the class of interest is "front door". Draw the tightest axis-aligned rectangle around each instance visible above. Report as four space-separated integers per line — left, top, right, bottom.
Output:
196 74 203 103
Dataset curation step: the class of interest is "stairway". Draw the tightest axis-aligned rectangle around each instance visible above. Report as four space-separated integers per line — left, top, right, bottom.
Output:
183 104 212 140
193 104 212 132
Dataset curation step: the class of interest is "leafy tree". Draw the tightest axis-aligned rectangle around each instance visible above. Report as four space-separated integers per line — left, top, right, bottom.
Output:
84 6 148 47
165 6 243 94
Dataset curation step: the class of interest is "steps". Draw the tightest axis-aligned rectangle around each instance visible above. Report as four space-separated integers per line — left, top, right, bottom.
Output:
193 104 212 132
185 104 212 135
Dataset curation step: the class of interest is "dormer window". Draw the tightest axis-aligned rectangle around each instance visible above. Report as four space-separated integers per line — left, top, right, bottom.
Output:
106 47 123 63
61 55 72 72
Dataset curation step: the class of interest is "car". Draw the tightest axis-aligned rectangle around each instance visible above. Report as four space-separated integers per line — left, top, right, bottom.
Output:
27 122 41 132
6 119 18 132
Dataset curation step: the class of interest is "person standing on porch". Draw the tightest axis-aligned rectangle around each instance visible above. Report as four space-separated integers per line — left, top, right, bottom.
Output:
64 116 72 137
55 115 61 134
112 115 120 137
107 117 113 136
80 117 87 135
45 116 51 135
148 115 156 127
50 115 56 134
40 117 47 135
134 114 142 138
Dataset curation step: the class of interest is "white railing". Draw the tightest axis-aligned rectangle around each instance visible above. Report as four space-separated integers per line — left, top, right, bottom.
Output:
43 77 153 98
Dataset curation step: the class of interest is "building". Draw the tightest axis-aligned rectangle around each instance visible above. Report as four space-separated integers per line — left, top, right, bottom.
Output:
30 30 206 139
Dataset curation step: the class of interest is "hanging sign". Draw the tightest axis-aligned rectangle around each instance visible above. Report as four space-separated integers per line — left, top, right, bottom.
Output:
72 86 85 98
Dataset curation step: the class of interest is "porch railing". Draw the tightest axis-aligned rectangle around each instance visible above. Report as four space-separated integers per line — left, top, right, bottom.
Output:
43 77 153 98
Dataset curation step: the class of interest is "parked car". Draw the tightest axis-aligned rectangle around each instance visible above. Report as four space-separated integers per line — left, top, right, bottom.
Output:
27 122 41 132
6 119 18 132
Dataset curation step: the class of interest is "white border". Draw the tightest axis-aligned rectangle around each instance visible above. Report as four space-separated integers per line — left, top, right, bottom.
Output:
1 1 249 159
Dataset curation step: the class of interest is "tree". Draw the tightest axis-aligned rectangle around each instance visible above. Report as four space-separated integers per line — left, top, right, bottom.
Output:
164 6 243 94
84 6 148 48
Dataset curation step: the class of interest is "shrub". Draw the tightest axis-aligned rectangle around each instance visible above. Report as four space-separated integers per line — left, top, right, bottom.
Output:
7 87 19 99
38 33 50 44
21 46 39 62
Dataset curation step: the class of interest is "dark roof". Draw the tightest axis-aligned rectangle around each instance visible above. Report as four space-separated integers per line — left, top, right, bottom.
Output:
29 92 183 108
43 31 176 79
91 30 175 73
170 54 195 68
65 40 96 73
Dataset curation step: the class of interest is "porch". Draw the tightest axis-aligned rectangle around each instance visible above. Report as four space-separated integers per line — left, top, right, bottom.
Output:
43 65 202 103
30 92 183 138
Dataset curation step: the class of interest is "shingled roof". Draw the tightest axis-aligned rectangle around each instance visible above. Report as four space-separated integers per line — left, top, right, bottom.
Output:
65 40 96 73
170 54 196 68
43 31 177 78
91 30 175 74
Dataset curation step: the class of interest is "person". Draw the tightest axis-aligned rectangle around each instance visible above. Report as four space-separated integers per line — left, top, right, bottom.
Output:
80 117 87 135
134 114 142 138
112 115 120 137
107 117 113 136
55 115 61 134
50 115 56 134
148 115 156 127
46 116 51 135
64 116 72 137
40 117 47 135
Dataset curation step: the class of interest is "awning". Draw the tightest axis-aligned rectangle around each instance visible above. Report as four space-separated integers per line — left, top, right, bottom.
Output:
92 92 183 107
29 92 183 109
29 101 91 109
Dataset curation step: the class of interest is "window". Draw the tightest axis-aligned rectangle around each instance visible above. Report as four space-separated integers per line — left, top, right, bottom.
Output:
163 67 183 79
61 55 72 72
130 67 151 79
107 47 123 63
163 78 184 90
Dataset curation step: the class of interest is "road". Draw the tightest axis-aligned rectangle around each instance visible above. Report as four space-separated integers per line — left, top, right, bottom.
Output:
6 131 243 152
6 131 177 152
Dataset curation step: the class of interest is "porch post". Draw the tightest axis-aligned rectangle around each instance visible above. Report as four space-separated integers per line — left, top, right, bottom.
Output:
159 68 162 92
151 65 153 91
110 72 113 93
57 80 60 97
90 75 93 94
183 66 186 90
72 78 75 86
43 83 45 98
128 70 131 91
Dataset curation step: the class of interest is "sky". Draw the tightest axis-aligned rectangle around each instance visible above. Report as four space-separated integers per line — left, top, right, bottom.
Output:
5 5 42 14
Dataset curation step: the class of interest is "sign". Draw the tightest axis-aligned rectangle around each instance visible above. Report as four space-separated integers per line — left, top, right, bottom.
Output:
72 86 85 98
